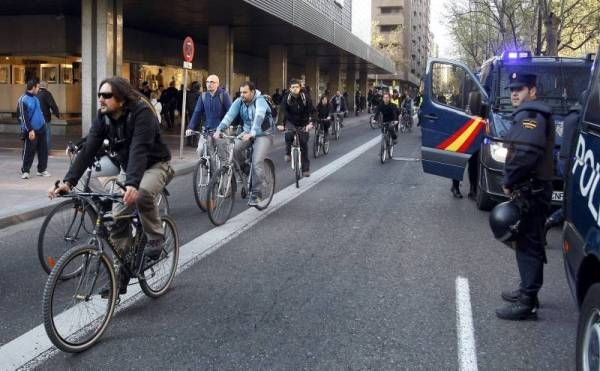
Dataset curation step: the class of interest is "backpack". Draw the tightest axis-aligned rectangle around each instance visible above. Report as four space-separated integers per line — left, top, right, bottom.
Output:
263 94 278 118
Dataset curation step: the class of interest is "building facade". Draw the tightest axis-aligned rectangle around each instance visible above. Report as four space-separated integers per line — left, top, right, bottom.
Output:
370 0 430 90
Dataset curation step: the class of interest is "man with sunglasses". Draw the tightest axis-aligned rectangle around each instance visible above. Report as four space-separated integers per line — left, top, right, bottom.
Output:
495 72 554 321
49 77 173 297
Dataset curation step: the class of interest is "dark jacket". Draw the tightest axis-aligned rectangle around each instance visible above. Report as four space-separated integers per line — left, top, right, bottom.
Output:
375 102 399 123
503 100 554 188
64 100 171 189
160 87 178 108
188 87 232 131
186 88 201 116
559 101 583 162
278 92 314 127
36 88 60 123
330 95 347 113
316 102 332 120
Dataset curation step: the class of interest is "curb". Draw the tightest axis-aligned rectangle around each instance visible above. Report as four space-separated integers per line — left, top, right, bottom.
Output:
0 161 197 230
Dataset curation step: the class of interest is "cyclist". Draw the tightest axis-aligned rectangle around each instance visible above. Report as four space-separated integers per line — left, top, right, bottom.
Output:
316 94 332 144
329 90 347 128
374 91 399 144
185 74 232 161
277 78 315 177
391 89 400 107
48 77 174 296
213 81 274 206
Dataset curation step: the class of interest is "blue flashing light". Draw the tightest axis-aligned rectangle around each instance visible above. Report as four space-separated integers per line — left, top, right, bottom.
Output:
502 50 532 60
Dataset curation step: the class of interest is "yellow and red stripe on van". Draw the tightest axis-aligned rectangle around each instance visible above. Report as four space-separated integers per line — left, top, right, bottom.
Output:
436 117 485 153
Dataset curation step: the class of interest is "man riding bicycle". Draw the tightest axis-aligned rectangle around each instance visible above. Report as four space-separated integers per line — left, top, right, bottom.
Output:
277 78 315 177
374 91 399 144
213 81 274 206
49 77 174 296
329 90 347 128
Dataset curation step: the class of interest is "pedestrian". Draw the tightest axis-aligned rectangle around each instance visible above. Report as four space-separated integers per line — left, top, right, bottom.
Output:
272 88 283 106
156 68 164 88
160 81 178 129
360 93 366 113
17 78 49 179
150 91 162 126
494 72 554 321
367 89 374 113
36 80 60 153
140 81 151 99
355 90 361 115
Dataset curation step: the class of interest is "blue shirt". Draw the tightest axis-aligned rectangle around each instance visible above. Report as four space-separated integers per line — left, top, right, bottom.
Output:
188 88 232 131
17 92 46 132
217 90 273 137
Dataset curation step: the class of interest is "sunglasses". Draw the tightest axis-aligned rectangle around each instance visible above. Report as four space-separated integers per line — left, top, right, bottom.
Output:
97 92 114 99
206 81 217 84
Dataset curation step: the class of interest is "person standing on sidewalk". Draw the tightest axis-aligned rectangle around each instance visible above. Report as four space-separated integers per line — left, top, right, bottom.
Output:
36 80 60 154
17 78 49 179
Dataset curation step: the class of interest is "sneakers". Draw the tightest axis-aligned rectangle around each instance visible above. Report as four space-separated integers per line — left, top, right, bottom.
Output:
21 172 30 179
37 170 51 177
302 171 311 177
496 294 538 321
284 155 291 162
248 192 263 207
144 238 165 260
501 288 540 307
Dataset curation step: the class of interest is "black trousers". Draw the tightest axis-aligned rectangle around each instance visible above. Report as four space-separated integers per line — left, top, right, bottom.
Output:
515 182 552 297
21 130 48 174
285 129 310 171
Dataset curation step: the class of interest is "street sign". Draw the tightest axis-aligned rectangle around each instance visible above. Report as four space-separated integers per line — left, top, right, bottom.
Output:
183 36 195 63
183 61 192 70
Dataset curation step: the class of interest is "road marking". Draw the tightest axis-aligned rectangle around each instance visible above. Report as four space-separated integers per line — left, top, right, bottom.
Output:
456 276 478 371
391 156 421 161
0 134 381 370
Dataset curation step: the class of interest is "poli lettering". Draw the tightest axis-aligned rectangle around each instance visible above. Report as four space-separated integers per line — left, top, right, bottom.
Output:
572 134 600 225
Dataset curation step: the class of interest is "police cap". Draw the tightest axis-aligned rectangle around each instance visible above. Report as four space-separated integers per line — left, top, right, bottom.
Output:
507 72 537 89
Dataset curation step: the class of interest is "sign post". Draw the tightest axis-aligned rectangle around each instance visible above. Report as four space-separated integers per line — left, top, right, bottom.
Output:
179 36 195 159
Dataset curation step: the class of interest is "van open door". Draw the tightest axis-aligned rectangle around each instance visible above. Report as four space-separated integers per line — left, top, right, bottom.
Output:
420 59 488 180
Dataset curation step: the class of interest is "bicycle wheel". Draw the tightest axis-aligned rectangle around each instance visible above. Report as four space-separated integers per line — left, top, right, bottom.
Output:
323 135 330 155
380 133 387 164
140 215 180 298
335 120 341 140
38 199 96 275
313 131 320 159
207 168 235 226
388 134 394 159
192 159 211 211
293 149 301 188
43 245 117 353
369 115 377 129
255 159 276 211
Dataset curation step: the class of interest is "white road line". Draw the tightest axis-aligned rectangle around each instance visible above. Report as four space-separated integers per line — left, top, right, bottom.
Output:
0 135 381 370
456 276 478 371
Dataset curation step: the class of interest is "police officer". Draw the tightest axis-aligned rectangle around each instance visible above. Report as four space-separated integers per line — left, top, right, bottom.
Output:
496 72 554 321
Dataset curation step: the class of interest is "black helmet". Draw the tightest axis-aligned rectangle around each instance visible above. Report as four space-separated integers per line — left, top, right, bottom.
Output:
489 200 521 243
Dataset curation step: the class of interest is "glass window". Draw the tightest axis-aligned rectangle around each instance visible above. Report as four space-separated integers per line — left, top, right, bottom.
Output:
431 63 478 113
583 69 600 125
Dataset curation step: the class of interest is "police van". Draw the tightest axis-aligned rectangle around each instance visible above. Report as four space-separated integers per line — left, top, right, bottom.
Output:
420 51 594 210
562 47 600 370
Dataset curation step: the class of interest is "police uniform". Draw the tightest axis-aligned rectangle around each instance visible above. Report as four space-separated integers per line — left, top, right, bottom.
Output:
497 73 554 320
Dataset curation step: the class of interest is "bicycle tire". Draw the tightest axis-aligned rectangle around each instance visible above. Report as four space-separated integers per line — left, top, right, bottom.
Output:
388 134 394 159
38 199 97 275
207 168 235 226
293 149 301 188
43 245 117 353
254 159 276 211
313 130 320 159
335 120 341 140
192 159 211 211
140 215 180 298
380 133 387 164
323 136 330 155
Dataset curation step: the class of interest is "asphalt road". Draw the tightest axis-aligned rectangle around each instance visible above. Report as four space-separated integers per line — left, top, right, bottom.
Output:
0 114 578 370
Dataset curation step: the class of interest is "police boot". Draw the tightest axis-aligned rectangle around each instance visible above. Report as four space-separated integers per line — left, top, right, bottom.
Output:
496 294 538 321
467 185 477 200
545 209 564 230
501 289 540 307
451 186 463 199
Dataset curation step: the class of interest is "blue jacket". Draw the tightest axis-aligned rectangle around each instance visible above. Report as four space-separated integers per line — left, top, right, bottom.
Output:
217 90 273 137
188 88 232 131
17 92 46 132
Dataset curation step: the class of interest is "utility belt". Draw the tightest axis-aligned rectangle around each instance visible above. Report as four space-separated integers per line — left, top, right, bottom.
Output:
510 178 550 214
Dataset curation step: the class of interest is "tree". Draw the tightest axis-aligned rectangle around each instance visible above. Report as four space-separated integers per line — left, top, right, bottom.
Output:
371 20 405 67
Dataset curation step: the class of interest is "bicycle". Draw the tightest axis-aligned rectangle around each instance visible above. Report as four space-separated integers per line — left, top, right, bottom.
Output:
287 127 307 188
42 182 179 353
399 107 412 133
369 112 382 130
331 112 343 141
313 119 330 159
206 134 275 226
188 130 220 211
38 142 170 275
380 121 396 164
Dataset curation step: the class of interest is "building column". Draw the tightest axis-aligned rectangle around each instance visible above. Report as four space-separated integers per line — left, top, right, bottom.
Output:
346 64 357 112
359 65 368 100
327 62 341 96
81 0 123 135
209 26 234 94
268 45 287 95
304 57 320 102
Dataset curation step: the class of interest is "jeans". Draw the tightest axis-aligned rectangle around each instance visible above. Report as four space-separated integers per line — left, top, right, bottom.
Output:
233 135 273 196
21 129 48 174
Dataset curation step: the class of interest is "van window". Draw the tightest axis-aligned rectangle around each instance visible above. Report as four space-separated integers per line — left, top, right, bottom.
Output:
431 63 478 113
583 70 600 125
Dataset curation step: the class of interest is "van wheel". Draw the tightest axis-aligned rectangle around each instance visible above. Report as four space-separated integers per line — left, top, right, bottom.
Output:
476 162 496 211
577 283 600 371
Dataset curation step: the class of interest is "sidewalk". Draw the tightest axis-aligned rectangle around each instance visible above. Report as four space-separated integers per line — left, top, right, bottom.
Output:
0 131 199 229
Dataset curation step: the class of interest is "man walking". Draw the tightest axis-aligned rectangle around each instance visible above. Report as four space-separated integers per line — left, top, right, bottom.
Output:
36 80 60 153
17 78 49 179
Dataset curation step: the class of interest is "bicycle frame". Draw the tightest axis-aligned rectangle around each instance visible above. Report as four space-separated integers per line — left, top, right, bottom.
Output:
218 134 254 197
289 128 303 171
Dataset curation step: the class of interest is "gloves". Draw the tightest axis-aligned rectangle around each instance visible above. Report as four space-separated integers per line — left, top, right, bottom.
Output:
185 129 193 137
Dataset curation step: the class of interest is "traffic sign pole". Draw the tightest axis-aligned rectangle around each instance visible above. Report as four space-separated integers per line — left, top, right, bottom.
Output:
179 36 195 159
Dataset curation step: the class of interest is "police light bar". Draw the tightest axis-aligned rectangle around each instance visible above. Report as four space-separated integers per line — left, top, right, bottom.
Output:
502 51 532 60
